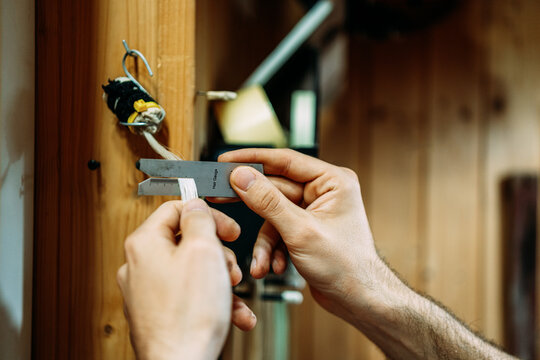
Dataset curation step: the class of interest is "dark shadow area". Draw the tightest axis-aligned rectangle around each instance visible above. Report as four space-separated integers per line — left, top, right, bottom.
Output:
1 85 35 360
33 0 100 358
501 175 537 360
0 294 19 360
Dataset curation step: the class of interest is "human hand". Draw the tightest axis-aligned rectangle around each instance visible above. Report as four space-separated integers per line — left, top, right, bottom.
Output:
215 149 518 360
117 199 256 360
215 149 387 323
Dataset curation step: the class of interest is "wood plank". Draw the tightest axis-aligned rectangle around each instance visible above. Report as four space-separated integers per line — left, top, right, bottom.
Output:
33 0 62 356
300 0 540 358
364 31 430 360
368 36 428 289
482 0 540 344
316 36 376 360
33 0 195 358
423 1 483 328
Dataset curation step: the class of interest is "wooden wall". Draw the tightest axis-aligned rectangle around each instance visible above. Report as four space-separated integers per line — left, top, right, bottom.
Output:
33 0 540 359
300 1 540 358
33 1 195 359
196 1 540 358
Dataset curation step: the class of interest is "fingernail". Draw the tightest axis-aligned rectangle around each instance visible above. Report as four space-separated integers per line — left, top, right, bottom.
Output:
183 199 208 212
232 167 256 191
251 312 257 321
272 258 279 271
250 257 257 273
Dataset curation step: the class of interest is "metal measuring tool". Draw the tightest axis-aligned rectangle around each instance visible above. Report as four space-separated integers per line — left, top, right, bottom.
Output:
136 159 264 198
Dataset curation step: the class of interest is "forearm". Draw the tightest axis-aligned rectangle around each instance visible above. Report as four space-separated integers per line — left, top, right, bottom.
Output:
349 260 516 360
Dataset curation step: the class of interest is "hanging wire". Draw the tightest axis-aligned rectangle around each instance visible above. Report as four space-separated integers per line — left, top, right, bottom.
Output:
118 40 156 127
121 39 153 94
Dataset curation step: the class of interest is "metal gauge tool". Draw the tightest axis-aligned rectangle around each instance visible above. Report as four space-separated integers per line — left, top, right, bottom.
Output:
136 159 263 198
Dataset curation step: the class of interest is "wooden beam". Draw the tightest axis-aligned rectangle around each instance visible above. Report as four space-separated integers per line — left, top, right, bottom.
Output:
33 1 195 358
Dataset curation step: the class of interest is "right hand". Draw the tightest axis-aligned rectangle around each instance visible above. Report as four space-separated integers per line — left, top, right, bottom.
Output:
216 149 385 321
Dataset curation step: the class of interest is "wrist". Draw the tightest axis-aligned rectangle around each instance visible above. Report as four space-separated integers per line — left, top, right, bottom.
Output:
346 257 414 329
140 331 224 360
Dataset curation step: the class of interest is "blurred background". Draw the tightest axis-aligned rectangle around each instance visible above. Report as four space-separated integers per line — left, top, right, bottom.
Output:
1 0 538 359
197 1 538 359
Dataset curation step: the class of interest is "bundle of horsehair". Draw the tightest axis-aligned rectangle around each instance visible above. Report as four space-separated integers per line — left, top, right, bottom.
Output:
102 77 198 201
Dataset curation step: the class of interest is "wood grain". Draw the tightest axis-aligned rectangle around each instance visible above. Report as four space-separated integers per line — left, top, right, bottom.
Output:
301 0 540 358
423 1 483 327
33 0 540 358
33 0 195 358
482 0 540 344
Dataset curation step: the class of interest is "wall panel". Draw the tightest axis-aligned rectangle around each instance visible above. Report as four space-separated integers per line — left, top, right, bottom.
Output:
33 0 540 358
313 0 540 358
33 1 195 359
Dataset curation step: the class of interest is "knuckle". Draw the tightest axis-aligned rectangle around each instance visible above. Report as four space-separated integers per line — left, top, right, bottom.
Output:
338 167 361 192
340 167 359 181
116 271 123 286
159 200 182 212
277 149 296 174
123 234 148 263
123 235 139 257
258 190 283 217
116 265 127 287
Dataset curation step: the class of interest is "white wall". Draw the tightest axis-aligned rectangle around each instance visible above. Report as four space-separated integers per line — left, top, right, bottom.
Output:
0 0 35 358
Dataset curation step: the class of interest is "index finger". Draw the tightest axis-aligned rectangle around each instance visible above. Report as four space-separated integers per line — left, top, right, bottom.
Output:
135 200 184 241
218 148 328 184
133 201 240 246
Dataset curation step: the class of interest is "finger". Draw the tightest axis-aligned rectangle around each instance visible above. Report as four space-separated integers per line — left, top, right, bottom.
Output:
229 166 306 238
132 201 184 246
211 208 241 242
133 201 239 245
208 176 304 205
271 244 288 275
232 295 257 331
223 246 242 286
251 221 281 279
219 148 328 183
269 177 304 205
205 196 241 204
180 199 219 245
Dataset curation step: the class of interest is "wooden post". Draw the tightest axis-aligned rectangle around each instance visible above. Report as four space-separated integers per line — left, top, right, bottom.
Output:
33 0 195 358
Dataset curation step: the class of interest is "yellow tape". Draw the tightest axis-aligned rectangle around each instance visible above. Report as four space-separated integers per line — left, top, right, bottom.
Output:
127 99 161 132
127 100 160 124
133 99 160 113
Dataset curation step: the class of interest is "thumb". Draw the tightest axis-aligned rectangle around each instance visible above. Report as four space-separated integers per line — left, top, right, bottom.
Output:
230 166 305 236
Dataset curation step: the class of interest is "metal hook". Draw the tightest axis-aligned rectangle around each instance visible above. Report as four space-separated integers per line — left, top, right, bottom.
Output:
122 40 153 94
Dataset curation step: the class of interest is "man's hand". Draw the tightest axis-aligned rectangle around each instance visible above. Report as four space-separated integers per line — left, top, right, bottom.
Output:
217 149 516 360
117 199 256 360
217 148 381 321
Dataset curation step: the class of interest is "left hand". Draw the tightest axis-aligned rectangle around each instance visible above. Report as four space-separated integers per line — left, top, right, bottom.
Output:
117 199 256 360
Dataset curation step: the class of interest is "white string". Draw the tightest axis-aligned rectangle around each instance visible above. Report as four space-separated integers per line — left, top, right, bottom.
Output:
203 91 237 101
103 77 198 198
178 178 198 201
143 132 182 160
